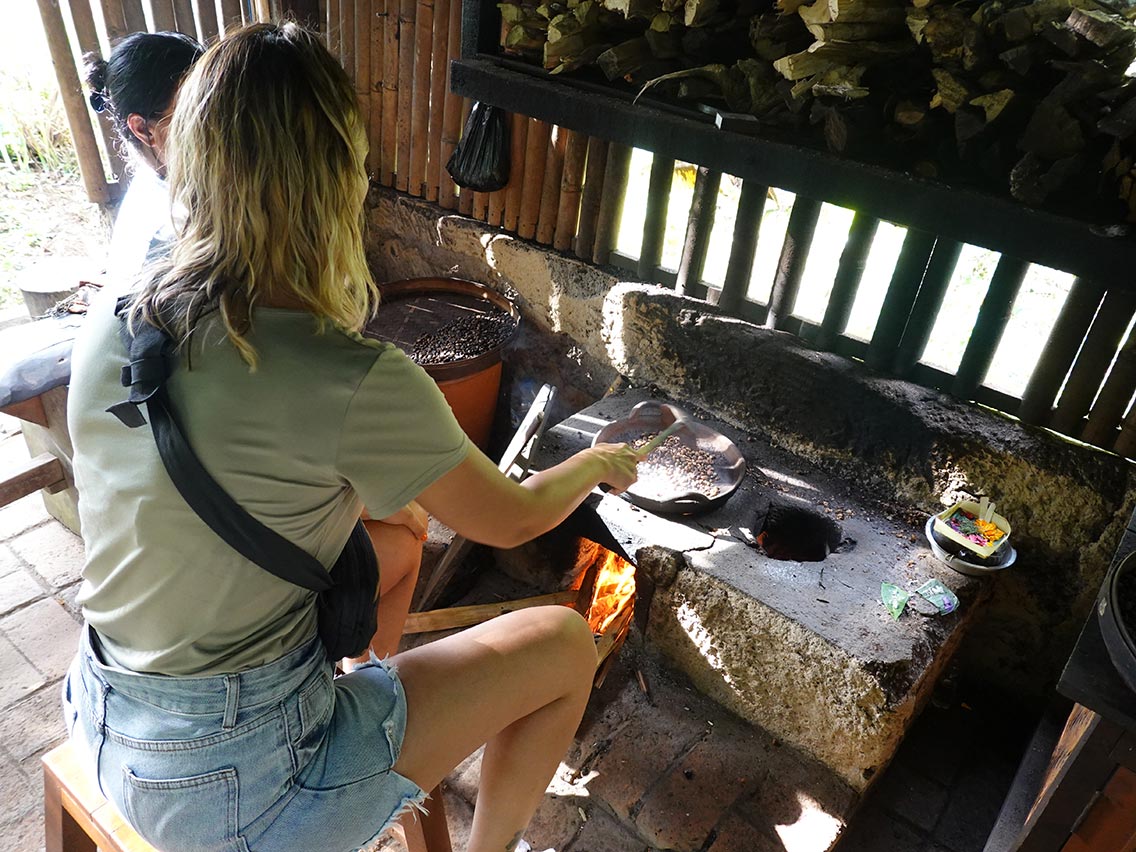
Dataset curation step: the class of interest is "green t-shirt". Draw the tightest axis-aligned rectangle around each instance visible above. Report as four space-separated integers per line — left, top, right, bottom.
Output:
68 294 469 676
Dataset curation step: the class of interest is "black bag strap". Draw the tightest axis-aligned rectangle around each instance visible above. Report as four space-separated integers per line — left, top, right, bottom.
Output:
107 297 333 593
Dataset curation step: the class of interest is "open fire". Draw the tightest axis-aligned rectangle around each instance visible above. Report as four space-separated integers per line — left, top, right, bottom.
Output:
586 549 636 635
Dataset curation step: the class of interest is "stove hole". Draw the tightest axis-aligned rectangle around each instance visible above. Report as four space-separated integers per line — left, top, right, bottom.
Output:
754 501 843 562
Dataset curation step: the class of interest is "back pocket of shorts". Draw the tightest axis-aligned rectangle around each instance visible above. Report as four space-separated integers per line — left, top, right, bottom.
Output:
123 765 249 852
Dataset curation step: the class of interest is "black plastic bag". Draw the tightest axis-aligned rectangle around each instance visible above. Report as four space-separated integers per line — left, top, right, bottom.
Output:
446 101 510 192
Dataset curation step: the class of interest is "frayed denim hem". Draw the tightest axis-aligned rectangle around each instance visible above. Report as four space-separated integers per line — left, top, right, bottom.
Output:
354 782 429 852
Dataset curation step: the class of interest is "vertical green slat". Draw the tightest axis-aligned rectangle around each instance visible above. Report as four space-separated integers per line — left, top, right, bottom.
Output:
892 238 963 378
1018 277 1108 426
712 180 766 318
815 213 879 350
952 256 1030 401
1083 326 1136 450
1049 288 1136 436
638 154 674 281
766 197 822 330
592 142 631 265
865 229 937 371
675 167 721 297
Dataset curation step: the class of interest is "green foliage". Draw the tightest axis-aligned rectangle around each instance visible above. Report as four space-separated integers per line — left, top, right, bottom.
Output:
0 68 78 174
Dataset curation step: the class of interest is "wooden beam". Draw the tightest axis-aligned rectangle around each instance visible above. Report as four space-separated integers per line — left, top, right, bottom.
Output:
892 238 963 378
866 229 936 370
816 212 879 350
638 154 674 280
1 395 48 427
403 590 577 633
675 167 721 298
767 196 822 331
712 179 766 317
1 454 66 509
952 256 1030 401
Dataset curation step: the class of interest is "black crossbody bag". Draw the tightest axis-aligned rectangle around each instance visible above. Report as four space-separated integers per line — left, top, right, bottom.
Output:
105 296 377 661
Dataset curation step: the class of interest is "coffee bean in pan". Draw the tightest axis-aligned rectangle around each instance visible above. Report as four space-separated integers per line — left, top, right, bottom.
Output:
409 311 516 365
630 434 721 500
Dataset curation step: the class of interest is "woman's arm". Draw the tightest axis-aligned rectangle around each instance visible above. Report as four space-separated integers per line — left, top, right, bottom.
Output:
415 443 639 548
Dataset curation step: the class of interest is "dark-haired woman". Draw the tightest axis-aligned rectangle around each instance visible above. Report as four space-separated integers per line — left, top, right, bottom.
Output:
84 31 203 285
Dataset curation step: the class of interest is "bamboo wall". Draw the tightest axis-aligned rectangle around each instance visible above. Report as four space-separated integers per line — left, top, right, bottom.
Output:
327 2 630 263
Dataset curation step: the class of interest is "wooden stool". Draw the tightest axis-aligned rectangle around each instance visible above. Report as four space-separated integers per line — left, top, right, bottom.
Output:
43 739 452 852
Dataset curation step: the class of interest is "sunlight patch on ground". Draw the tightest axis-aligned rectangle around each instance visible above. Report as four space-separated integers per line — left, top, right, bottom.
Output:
775 792 844 851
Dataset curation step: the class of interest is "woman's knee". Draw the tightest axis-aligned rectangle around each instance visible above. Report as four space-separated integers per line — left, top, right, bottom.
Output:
533 606 598 675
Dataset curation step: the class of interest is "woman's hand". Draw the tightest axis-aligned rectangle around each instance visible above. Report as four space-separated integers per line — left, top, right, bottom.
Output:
377 500 429 541
585 442 640 495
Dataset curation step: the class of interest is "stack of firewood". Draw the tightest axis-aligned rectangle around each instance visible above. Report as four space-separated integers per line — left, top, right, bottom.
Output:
500 0 1136 221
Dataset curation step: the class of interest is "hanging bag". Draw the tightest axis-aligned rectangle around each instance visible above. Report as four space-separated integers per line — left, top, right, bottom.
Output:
106 297 378 661
446 101 510 192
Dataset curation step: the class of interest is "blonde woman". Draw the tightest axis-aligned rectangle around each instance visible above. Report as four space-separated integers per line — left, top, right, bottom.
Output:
63 21 639 852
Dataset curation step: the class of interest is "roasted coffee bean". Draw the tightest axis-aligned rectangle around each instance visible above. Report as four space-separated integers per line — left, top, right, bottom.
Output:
631 434 721 500
409 310 516 365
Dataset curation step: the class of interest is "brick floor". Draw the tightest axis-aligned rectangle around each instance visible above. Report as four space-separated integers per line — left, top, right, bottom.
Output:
0 425 1035 852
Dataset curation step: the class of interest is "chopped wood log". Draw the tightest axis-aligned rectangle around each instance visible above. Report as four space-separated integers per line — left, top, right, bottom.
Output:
749 13 811 61
684 0 719 27
929 67 971 112
995 0 1094 44
507 24 548 49
1042 18 1082 56
599 0 658 18
923 6 980 67
1099 96 1136 137
906 7 928 42
894 98 927 125
1065 7 1134 49
1021 102 1085 159
403 591 578 634
970 88 1014 123
646 26 683 56
823 0 906 25
773 39 910 81
598 37 654 78
811 64 868 99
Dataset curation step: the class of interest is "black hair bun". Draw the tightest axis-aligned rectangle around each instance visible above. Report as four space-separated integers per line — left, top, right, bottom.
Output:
88 91 108 113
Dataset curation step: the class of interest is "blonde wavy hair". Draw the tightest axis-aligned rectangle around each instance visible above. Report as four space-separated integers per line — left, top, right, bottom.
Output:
131 21 376 366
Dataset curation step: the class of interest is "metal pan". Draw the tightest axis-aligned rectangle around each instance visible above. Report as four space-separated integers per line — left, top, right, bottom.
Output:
1099 550 1136 695
592 400 746 515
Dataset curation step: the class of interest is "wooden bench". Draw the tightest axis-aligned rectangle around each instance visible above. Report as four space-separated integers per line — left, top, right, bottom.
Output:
44 739 452 852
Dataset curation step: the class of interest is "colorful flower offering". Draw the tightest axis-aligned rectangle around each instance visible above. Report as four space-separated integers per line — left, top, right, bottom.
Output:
945 508 1005 546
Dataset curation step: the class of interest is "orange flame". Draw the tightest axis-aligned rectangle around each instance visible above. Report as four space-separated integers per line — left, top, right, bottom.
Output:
587 550 636 634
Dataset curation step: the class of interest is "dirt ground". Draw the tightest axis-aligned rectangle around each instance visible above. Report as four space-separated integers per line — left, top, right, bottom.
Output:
0 168 109 311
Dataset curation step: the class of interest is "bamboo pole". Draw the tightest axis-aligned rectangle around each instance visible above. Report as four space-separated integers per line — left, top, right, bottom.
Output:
517 119 550 239
327 0 341 56
575 137 607 260
395 0 416 192
502 112 528 231
488 187 506 227
637 154 674 280
192 0 219 42
535 126 566 245
425 0 450 202
674 166 721 296
254 0 271 22
218 0 243 34
99 0 128 40
712 179 766 316
766 196 822 331
70 0 127 182
151 0 176 32
123 0 146 33
1019 277 1108 426
403 591 577 634
457 99 475 216
36 0 109 204
1083 327 1136 449
592 143 631 264
354 0 372 158
554 130 587 252
340 0 356 78
408 0 434 196
370 0 385 176
381 0 400 186
815 212 880 350
472 191 490 220
172 0 196 34
436 0 462 207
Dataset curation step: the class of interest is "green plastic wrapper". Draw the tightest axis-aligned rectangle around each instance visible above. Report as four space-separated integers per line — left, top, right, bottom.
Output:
916 579 960 615
881 582 910 620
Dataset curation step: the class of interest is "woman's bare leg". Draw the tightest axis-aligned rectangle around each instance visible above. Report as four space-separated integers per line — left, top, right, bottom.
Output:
347 519 422 664
391 606 597 852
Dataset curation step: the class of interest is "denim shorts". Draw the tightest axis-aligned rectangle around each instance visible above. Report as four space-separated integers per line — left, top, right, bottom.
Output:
62 626 425 852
